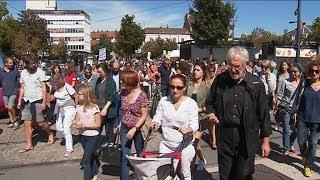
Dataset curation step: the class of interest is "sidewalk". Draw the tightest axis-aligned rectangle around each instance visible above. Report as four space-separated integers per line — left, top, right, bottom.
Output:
1 118 320 179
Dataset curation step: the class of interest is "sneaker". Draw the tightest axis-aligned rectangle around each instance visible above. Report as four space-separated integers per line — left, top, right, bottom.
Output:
283 150 289 156
304 167 313 177
7 122 14 128
196 158 207 171
301 156 307 166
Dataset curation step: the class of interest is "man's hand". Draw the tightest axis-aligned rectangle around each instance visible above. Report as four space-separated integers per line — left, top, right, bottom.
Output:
208 113 219 124
261 137 271 158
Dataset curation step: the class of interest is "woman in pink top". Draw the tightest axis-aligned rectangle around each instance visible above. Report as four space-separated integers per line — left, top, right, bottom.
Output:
119 70 148 180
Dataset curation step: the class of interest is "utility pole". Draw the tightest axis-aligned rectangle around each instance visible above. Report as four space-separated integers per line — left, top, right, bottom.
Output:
295 0 301 63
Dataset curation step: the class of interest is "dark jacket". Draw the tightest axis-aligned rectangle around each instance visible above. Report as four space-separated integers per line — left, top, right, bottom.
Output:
205 71 272 156
95 76 119 119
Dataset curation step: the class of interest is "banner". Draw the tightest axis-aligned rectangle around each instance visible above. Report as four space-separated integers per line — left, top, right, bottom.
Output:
98 48 106 61
275 47 317 58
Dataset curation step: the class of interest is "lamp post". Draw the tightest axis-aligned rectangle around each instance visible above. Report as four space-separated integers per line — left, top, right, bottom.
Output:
295 0 301 63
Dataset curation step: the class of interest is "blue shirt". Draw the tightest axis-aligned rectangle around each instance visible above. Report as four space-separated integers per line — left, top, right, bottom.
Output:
0 68 20 96
298 85 320 124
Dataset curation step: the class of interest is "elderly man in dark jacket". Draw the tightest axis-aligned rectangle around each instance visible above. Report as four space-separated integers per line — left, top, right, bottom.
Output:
205 46 272 180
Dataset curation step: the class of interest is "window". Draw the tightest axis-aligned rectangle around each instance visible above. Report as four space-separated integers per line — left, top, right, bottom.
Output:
181 38 184 42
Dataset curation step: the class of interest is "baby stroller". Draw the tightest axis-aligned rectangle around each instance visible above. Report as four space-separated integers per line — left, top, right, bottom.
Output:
127 127 187 180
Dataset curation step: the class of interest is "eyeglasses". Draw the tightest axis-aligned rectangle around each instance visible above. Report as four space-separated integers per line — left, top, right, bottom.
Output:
169 85 184 91
309 69 320 75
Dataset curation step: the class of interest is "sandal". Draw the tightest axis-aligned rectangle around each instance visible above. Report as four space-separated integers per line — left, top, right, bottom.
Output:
64 151 73 157
47 138 55 146
19 147 33 153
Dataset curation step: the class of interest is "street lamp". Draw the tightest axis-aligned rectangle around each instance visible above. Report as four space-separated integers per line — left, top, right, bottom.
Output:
295 0 301 63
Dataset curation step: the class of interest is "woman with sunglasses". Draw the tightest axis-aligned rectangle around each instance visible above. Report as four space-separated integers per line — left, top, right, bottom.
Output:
293 58 320 177
275 64 302 156
186 61 210 171
151 74 199 180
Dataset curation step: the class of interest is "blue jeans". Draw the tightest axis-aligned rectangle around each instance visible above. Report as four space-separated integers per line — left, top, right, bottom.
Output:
297 120 320 168
103 117 115 143
120 125 144 180
80 135 100 180
282 111 297 150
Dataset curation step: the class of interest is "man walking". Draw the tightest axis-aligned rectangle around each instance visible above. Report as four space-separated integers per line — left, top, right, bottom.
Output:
205 46 272 180
0 56 20 130
17 55 54 152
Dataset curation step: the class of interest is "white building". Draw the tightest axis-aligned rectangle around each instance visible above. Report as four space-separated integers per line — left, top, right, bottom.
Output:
26 0 57 10
31 10 91 53
26 0 91 53
144 28 191 48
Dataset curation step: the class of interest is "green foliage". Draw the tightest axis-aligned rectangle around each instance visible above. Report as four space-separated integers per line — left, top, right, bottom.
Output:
141 37 178 59
115 14 145 59
51 38 68 62
190 0 235 56
0 16 21 54
91 33 114 59
307 17 320 45
240 27 281 50
0 0 9 19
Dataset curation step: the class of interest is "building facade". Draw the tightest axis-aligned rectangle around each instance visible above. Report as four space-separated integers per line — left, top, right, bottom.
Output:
91 30 117 45
144 27 191 48
32 10 91 53
26 0 57 10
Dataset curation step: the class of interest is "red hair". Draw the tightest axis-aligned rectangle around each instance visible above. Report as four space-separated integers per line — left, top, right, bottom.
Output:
122 70 140 88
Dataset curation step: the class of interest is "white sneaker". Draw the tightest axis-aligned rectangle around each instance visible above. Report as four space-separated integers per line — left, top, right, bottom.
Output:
196 158 207 171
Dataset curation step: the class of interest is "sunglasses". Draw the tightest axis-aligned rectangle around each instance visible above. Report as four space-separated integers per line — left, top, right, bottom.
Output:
309 69 320 75
169 85 184 91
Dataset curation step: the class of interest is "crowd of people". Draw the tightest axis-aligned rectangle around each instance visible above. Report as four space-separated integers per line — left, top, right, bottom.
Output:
0 46 319 180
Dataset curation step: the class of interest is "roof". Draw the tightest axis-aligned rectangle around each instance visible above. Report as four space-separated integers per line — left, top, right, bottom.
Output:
30 10 90 20
144 28 191 35
91 31 117 39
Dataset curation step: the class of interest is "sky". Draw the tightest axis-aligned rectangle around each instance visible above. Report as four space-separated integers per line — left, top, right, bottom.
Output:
4 0 320 38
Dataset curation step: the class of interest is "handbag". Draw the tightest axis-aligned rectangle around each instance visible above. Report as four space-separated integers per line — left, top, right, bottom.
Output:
100 129 121 166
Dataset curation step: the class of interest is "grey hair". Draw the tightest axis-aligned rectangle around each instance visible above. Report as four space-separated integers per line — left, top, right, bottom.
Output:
226 46 249 63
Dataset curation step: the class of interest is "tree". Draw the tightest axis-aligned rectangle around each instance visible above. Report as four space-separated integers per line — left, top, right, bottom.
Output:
0 0 9 19
141 37 178 59
51 38 68 62
190 0 235 58
18 10 49 57
91 34 114 59
307 17 320 45
240 27 281 50
0 16 21 54
12 32 29 58
115 14 145 59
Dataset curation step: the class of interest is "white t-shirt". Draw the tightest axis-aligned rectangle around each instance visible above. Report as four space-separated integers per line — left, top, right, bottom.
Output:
260 73 277 95
54 84 76 106
20 68 47 103
77 105 100 136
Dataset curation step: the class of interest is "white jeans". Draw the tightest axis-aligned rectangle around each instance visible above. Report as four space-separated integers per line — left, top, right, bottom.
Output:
159 143 195 180
56 106 76 152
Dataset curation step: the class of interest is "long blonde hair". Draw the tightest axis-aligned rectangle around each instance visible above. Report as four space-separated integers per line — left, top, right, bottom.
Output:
78 85 98 112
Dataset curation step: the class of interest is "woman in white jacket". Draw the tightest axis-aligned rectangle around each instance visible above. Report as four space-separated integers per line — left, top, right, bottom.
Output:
151 74 199 180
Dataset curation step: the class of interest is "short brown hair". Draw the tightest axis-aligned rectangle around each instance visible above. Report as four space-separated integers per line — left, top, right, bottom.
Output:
23 54 37 65
122 70 139 88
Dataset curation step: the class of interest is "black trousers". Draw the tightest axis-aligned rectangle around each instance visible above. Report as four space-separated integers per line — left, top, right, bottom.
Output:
218 127 255 180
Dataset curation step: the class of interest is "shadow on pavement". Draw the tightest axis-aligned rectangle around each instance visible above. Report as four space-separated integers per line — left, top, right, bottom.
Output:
267 141 305 175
